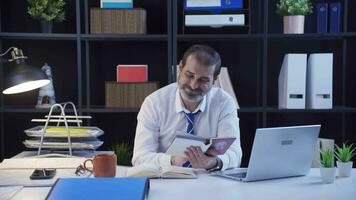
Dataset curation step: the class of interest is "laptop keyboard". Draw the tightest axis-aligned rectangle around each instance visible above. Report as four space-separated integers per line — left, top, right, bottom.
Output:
226 172 247 178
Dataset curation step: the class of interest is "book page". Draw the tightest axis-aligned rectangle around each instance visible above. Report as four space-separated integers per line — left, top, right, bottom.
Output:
161 166 197 179
166 136 210 157
126 164 160 178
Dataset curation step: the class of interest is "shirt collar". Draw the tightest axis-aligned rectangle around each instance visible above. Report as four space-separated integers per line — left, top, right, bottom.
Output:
175 87 207 114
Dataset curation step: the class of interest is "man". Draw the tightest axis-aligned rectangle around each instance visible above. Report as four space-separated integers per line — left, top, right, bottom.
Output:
132 45 242 171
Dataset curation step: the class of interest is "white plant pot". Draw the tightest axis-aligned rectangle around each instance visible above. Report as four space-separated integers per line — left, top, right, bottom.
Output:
283 15 305 34
337 161 353 177
320 167 336 183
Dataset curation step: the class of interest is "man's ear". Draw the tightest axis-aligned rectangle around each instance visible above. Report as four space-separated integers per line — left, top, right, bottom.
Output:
179 61 183 72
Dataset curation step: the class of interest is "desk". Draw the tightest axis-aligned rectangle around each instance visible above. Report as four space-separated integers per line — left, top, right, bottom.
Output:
9 167 356 200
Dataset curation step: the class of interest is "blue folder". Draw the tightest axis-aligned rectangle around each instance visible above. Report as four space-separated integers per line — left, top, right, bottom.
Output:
46 178 149 200
316 3 328 33
329 3 341 33
184 0 243 11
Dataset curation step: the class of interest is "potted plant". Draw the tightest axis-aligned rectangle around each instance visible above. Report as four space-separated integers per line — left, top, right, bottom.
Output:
112 143 133 166
276 0 313 34
335 143 356 177
27 0 66 33
319 148 336 183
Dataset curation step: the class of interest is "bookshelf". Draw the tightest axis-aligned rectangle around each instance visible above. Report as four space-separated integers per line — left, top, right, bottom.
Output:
1 0 356 166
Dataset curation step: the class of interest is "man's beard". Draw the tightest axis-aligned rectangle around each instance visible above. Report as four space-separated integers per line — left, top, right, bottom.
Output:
179 84 209 103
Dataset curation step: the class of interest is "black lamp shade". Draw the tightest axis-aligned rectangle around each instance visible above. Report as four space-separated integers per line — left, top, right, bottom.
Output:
3 60 50 94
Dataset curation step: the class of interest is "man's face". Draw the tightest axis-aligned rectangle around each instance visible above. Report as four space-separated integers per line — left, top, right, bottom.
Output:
178 55 216 103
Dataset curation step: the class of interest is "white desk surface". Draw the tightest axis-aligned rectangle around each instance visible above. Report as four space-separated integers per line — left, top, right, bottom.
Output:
8 167 356 200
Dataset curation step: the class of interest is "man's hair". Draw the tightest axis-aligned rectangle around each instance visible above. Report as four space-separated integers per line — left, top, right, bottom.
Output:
181 45 221 76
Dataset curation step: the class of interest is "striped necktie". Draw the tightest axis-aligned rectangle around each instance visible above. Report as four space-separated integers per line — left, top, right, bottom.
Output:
182 111 199 168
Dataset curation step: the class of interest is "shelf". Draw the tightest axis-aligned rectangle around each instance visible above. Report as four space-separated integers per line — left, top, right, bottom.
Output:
3 107 76 113
83 107 140 113
266 106 346 113
0 32 77 40
81 34 168 41
177 34 263 41
268 32 356 40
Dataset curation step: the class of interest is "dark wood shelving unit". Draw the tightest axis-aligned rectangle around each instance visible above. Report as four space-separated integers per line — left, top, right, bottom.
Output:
1 0 356 166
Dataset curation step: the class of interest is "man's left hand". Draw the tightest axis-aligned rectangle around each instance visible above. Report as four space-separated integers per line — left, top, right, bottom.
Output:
184 146 217 169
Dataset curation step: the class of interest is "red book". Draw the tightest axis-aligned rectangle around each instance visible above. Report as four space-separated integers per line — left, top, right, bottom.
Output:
117 65 148 82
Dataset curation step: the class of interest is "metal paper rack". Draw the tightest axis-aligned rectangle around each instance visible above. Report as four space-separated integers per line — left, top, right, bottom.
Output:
24 102 104 157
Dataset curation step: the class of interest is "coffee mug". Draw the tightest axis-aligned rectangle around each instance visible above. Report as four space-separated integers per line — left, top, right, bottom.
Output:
84 154 117 177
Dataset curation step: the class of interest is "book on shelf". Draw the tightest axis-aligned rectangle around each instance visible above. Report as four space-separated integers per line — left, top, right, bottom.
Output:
329 3 341 33
166 133 236 157
316 3 328 33
176 65 239 109
90 8 146 34
126 164 197 179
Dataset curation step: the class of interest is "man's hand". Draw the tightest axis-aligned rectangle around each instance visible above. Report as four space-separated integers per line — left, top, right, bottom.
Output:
171 155 188 166
184 146 217 169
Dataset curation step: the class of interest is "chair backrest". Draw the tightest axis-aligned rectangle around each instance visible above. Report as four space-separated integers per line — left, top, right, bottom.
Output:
311 138 334 168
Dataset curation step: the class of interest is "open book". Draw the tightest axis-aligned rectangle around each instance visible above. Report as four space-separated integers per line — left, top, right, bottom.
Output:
166 134 236 157
126 164 197 179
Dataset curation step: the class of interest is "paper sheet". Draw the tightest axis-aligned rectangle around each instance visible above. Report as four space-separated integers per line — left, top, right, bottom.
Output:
0 186 23 200
0 157 90 169
0 169 90 187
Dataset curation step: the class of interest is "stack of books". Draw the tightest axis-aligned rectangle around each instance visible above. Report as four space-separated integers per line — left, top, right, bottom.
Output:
183 0 247 34
90 0 146 34
105 64 159 108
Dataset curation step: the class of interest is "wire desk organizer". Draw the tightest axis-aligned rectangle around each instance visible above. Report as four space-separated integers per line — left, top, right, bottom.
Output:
25 102 103 158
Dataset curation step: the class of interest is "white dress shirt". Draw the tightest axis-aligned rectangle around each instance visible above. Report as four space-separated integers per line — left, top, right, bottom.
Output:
132 83 242 170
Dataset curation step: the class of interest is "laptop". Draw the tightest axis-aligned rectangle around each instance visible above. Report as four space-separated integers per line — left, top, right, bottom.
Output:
214 125 321 182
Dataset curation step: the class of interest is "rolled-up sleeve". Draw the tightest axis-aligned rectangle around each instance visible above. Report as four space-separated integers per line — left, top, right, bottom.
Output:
131 97 171 168
217 97 242 170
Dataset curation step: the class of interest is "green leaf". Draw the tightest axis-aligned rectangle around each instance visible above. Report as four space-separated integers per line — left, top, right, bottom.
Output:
27 0 66 22
334 142 356 162
112 143 133 166
276 0 313 16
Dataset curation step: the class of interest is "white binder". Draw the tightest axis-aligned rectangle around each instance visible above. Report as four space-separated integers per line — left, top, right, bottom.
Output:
306 53 333 109
278 54 307 109
185 14 245 27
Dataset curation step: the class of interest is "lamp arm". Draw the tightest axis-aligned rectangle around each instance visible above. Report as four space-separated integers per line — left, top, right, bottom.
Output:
0 47 17 57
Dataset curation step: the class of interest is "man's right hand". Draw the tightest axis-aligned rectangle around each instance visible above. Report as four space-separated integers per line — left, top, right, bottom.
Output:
171 155 188 166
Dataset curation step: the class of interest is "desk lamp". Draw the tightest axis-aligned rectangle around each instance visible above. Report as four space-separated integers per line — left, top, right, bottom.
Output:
0 47 50 94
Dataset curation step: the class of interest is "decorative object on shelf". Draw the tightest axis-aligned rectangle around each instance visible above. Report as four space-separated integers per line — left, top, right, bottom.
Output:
319 148 336 184
105 81 158 108
117 64 148 83
36 63 56 108
0 47 49 94
335 142 356 177
90 8 146 34
112 143 133 166
276 0 313 34
101 0 133 8
27 0 66 33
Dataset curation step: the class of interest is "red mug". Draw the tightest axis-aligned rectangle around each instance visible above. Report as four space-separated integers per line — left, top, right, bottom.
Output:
84 154 117 177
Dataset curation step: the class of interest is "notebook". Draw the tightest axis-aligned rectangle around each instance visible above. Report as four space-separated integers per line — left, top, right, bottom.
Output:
46 178 149 200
